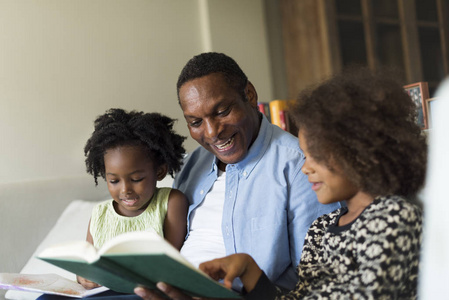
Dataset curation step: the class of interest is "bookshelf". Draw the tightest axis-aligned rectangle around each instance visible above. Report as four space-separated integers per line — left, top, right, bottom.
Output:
258 100 298 135
279 0 449 98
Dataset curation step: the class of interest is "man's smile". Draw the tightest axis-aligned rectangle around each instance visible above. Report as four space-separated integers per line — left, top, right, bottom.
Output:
212 136 235 151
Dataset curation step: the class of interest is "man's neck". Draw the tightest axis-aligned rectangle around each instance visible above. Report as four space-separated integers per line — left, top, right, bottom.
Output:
218 160 227 172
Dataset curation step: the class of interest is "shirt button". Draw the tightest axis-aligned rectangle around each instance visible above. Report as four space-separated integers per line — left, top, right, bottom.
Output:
200 190 204 195
243 171 247 176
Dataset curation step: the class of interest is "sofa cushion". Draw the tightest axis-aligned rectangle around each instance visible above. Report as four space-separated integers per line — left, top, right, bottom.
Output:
6 199 101 300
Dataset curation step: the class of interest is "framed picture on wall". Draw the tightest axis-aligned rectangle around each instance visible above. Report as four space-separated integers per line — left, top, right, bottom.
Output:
403 82 430 130
425 97 441 129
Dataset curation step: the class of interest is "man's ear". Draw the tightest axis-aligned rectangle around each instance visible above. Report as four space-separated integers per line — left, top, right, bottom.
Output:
245 81 258 108
156 164 168 181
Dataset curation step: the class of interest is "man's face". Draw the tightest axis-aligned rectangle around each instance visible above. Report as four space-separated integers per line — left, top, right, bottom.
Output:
179 73 260 168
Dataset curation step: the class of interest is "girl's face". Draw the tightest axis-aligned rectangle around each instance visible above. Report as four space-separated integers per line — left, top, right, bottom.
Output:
103 145 166 217
298 129 359 205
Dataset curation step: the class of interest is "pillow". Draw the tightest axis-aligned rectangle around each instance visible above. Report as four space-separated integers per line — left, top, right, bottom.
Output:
6 200 103 300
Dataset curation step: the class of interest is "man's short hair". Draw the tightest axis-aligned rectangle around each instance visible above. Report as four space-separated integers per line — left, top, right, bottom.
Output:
177 52 248 101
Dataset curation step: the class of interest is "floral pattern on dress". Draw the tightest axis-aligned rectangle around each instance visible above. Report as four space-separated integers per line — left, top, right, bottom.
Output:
274 195 422 300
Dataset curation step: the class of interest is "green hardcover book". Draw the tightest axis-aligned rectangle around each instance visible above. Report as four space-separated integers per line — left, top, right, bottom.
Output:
38 231 240 299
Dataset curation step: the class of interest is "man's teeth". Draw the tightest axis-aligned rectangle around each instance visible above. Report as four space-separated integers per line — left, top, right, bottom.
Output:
215 137 234 149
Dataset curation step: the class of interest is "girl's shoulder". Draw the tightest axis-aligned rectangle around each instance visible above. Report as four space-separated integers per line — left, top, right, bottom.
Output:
92 199 114 213
311 207 344 229
155 187 172 197
370 195 422 218
359 195 423 229
94 199 113 207
163 187 188 207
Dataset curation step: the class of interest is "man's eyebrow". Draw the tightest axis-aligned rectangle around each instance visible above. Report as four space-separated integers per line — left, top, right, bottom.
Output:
183 99 231 119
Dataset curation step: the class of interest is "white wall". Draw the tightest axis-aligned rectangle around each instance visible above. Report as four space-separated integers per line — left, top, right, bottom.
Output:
0 0 273 184
419 77 449 298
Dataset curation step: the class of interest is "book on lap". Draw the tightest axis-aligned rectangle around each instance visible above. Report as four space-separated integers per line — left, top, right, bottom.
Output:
0 273 109 298
36 231 240 299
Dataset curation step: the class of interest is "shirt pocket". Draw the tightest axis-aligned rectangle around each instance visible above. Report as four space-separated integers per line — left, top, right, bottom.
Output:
248 210 290 272
250 209 287 232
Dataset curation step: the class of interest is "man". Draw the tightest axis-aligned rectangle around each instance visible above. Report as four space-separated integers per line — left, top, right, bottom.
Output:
135 52 339 299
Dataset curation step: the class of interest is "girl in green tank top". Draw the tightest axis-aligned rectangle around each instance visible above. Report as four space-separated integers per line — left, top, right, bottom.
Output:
79 108 188 290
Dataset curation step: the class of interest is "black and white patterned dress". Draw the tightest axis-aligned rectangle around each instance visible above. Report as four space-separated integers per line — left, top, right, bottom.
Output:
246 195 422 300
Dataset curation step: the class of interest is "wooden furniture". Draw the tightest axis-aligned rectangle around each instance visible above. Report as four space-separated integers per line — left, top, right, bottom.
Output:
279 0 449 98
404 82 430 129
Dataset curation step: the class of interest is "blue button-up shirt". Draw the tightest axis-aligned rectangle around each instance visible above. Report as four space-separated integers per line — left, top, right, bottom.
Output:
174 116 340 290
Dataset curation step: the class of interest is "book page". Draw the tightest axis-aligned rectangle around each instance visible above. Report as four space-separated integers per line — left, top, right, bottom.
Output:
38 240 99 263
0 273 108 298
100 231 194 269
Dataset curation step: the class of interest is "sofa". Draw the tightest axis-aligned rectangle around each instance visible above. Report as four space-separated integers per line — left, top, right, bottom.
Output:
0 174 174 299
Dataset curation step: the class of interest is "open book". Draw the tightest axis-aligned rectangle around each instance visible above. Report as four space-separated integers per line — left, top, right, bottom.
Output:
37 231 240 299
0 273 109 298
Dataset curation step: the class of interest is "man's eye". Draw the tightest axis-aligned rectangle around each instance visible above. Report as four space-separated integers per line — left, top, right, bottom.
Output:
218 107 231 116
190 120 202 127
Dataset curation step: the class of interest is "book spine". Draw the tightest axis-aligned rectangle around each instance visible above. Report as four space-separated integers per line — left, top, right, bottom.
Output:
257 103 266 115
264 103 271 123
279 110 287 131
269 100 289 129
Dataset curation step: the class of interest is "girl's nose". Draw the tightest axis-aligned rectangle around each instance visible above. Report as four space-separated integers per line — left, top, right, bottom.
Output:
301 159 313 175
121 182 132 194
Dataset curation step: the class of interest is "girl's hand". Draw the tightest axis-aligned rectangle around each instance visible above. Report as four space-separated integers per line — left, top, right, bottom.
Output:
199 254 262 293
77 275 101 289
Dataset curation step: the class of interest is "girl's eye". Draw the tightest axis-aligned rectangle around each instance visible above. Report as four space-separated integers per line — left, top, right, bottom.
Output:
131 178 144 182
109 180 118 184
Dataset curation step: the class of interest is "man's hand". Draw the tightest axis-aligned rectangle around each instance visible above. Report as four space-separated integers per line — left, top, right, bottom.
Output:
77 275 101 289
199 254 262 293
134 283 193 300
134 282 236 300
134 254 262 299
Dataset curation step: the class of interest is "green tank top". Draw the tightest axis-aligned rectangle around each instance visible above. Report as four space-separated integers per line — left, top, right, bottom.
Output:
90 187 171 249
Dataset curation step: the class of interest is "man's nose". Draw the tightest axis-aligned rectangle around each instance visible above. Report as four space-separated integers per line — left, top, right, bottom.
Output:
204 119 220 140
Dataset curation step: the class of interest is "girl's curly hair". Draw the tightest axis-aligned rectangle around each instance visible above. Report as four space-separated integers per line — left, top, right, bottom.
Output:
84 108 186 185
290 67 427 198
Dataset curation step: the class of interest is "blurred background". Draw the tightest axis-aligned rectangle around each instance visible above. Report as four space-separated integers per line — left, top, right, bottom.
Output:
1 0 447 184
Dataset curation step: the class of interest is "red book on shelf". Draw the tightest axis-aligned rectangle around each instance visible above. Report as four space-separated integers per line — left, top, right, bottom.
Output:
257 103 266 115
269 100 289 129
279 110 287 131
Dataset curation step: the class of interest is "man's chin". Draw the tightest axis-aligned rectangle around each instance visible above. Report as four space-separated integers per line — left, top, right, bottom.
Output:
215 152 246 166
202 143 246 165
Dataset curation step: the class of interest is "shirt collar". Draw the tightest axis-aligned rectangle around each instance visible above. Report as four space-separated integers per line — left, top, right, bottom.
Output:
232 114 272 178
